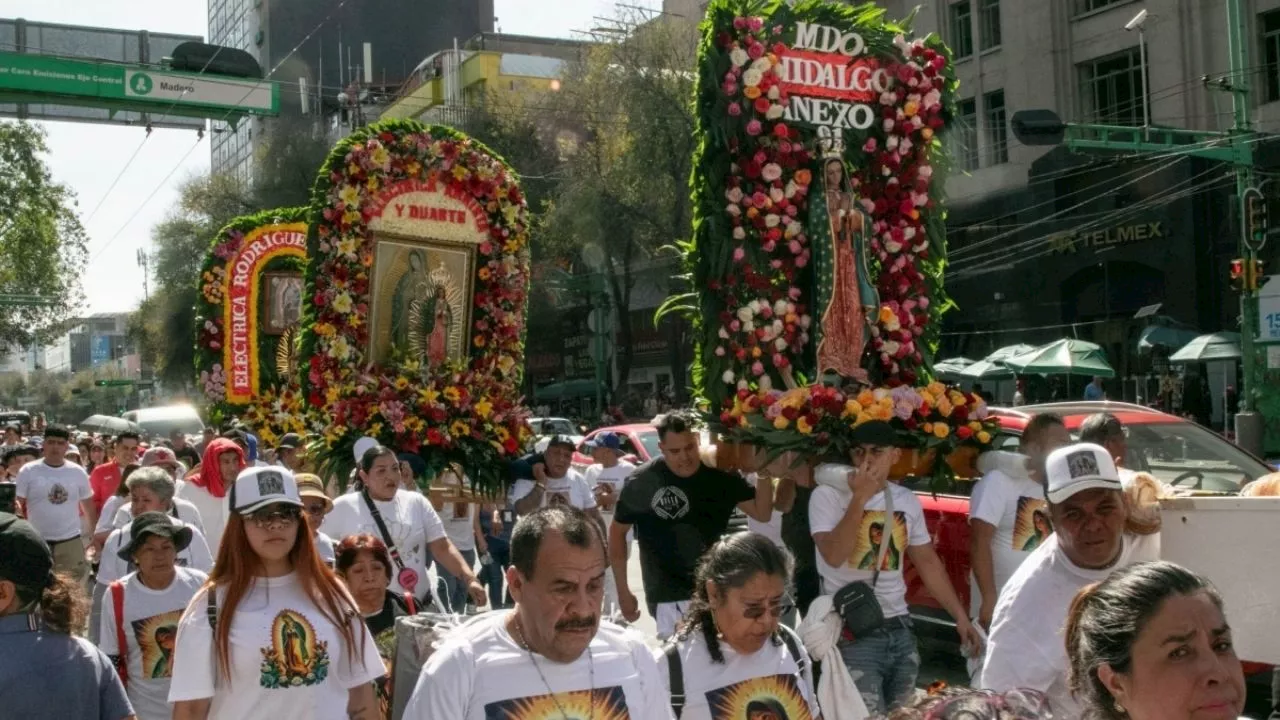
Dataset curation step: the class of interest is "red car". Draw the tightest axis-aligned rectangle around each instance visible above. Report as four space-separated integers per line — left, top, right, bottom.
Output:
903 400 1275 678
570 424 661 469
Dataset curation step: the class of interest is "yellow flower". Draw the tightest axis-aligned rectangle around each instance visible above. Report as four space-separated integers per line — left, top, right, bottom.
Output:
369 422 383 437
478 267 491 281
475 399 493 419
744 85 761 99
347 312 363 329
796 416 813 434
968 421 983 432
419 387 440 404
497 355 516 375
856 412 873 426
342 209 361 225
452 165 470 181
977 431 992 444
933 423 950 439
937 399 953 417
394 376 410 391
949 391 968 406
474 335 487 348
927 382 946 397
338 184 360 206
449 420 470 438
443 386 461 404
773 416 789 430
370 146 390 167
495 425 510 442
922 422 934 434
337 237 357 256
904 100 920 117
856 389 876 408
843 399 861 418
879 306 896 325
332 292 354 314
325 386 341 406
406 160 422 176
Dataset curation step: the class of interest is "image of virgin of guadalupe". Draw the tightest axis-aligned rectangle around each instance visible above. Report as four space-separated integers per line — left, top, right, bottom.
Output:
390 249 429 351
809 156 880 385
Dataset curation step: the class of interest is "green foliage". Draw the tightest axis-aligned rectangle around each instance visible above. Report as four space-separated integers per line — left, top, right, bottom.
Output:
0 122 88 346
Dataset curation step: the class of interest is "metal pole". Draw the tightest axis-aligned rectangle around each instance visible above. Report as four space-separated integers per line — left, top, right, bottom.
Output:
594 273 604 421
1138 27 1150 139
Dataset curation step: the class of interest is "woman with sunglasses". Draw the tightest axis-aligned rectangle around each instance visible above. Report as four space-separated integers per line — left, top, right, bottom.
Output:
656 531 821 720
169 467 383 720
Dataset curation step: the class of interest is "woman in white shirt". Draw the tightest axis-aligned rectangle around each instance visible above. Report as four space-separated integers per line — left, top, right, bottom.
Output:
656 531 821 720
169 466 383 720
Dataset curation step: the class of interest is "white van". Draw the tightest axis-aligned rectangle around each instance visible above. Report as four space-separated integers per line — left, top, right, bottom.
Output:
122 405 205 439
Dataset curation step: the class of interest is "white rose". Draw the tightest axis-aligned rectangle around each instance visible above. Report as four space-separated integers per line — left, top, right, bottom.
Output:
784 181 798 198
733 226 746 240
766 104 784 120
765 214 780 228
758 375 773 391
737 306 753 323
738 379 750 390
726 186 744 203
743 320 755 333
800 315 812 329
769 187 785 204
726 203 741 217
718 327 730 339
774 337 788 351
743 69 764 87
749 299 762 313
768 86 780 100
751 56 772 73
773 299 788 315
723 370 736 384
730 48 749 67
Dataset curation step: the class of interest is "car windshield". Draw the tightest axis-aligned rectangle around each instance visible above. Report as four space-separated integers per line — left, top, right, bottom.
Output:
636 429 660 459
533 419 576 436
1113 422 1269 493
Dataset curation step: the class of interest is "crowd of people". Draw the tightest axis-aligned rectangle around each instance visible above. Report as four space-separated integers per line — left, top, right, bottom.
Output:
0 411 1273 720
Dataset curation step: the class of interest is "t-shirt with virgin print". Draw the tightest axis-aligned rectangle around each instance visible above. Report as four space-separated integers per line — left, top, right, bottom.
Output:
613 458 756 605
968 460 1051 614
808 479 931 618
167 572 383 720
99 567 208 720
320 489 447 599
403 611 671 720
654 628 821 720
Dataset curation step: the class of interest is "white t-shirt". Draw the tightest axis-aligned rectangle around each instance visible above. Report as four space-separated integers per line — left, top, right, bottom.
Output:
747 509 785 548
315 531 336 566
968 461 1050 614
98 567 209 720
97 519 214 587
981 532 1161 720
583 461 636 518
15 459 92 541
113 498 207 535
436 472 478 553
510 469 597 511
808 478 931 618
403 611 670 720
176 482 230 559
321 489 446 598
96 494 129 536
168 572 383 719
654 628 820 720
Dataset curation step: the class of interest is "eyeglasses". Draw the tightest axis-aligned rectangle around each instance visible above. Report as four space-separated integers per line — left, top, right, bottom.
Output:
743 597 795 621
248 505 301 528
303 502 328 516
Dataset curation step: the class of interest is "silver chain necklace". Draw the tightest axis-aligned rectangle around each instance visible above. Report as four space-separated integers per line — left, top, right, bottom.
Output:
512 615 595 720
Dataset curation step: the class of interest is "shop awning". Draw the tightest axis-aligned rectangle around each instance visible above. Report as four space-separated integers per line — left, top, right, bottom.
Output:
533 379 601 401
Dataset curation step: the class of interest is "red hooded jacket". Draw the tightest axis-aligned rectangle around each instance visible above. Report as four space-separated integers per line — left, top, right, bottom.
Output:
189 437 246 498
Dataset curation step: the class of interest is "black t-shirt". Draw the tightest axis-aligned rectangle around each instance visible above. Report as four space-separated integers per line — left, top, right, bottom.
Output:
173 445 201 469
614 458 755 604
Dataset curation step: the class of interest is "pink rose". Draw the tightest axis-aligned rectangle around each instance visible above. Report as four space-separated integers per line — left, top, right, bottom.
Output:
747 17 764 32
788 240 802 254
733 247 745 262
728 102 742 116
747 43 764 60
752 361 765 376
746 120 762 136
733 17 748 29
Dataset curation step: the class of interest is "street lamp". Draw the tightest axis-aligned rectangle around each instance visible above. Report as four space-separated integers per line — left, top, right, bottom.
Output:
581 243 611 420
1125 9 1150 135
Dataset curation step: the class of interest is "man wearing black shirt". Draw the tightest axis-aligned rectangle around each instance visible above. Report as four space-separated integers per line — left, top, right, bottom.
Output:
169 429 201 470
610 412 774 639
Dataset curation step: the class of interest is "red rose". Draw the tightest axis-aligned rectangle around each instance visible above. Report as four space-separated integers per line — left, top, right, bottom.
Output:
956 426 973 440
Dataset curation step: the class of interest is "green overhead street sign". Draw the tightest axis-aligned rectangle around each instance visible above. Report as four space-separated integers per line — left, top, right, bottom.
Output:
94 379 136 387
0 51 279 120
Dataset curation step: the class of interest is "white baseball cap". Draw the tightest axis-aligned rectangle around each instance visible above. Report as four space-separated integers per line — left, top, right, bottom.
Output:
353 436 379 463
231 466 304 515
1044 442 1123 504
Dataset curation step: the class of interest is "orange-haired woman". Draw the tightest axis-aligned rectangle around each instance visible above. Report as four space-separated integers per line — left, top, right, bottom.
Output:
168 467 383 720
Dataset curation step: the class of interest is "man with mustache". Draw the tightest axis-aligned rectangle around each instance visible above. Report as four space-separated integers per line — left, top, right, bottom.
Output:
404 505 670 719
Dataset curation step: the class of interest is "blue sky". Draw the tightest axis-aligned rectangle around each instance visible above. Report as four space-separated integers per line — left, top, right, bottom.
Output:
9 0 658 314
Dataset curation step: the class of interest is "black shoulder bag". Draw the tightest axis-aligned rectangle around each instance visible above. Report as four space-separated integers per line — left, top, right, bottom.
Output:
361 490 420 612
832 485 894 639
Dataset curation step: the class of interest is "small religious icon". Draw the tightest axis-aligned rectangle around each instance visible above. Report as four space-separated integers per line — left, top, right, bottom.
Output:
370 239 472 367
264 274 304 335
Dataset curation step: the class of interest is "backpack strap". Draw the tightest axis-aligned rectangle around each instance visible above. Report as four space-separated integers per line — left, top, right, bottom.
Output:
665 642 685 719
109 580 128 689
778 625 807 677
206 587 218 631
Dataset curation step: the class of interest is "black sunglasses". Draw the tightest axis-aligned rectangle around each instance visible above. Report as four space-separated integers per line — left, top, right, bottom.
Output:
248 505 302 528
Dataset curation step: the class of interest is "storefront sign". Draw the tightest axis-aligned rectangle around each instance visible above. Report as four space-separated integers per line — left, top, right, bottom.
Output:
1049 221 1165 255
369 179 489 244
223 224 308 403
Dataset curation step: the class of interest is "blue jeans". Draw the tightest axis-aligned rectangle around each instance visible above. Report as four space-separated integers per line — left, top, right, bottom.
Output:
838 620 921 715
435 548 476 613
480 541 511 609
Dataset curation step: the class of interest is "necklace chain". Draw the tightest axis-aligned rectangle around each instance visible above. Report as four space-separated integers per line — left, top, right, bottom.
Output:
512 614 595 720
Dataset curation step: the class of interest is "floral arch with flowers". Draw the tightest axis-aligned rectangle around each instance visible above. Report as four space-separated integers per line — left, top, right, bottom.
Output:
300 119 533 493
674 0 998 476
193 207 311 444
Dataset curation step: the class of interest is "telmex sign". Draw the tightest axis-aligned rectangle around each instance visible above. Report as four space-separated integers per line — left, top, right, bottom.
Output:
1049 221 1165 254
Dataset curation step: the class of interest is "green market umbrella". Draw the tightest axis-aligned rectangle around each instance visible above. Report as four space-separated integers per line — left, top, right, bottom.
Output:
933 357 975 379
958 344 1038 380
1002 338 1115 378
1137 325 1201 353
1168 332 1242 363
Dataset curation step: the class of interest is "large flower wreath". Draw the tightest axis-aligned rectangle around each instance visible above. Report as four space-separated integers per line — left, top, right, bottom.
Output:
193 207 310 438
300 119 533 493
680 0 956 411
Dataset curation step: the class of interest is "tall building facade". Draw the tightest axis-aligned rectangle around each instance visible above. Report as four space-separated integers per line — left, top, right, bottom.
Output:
208 0 495 181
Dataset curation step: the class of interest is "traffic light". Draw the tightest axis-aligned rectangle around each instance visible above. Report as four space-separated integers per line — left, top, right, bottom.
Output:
1230 258 1246 292
1247 193 1269 240
1255 259 1270 291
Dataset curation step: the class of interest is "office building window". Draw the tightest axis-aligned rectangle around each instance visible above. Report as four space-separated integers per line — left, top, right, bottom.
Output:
1264 10 1280 103
1075 0 1126 14
984 89 1008 165
1079 48 1145 125
956 97 979 171
949 1 973 59
979 0 1001 50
